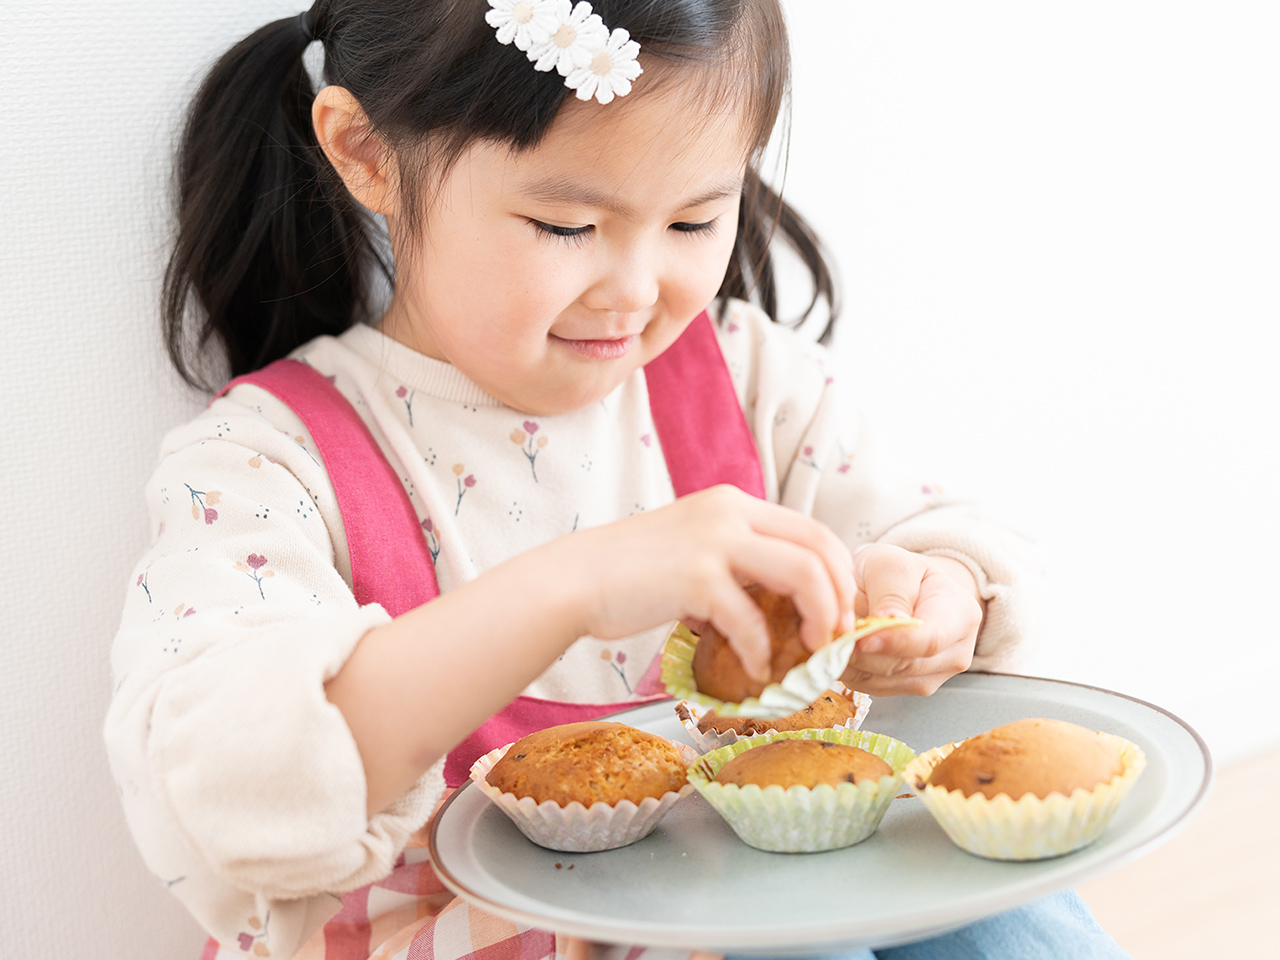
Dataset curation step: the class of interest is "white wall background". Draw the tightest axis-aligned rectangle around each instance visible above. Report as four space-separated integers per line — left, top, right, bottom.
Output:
1 2 1275 957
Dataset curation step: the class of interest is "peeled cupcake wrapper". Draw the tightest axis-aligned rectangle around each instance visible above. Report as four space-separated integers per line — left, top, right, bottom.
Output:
469 739 699 853
686 727 916 853
904 734 1147 861
675 681 873 754
661 617 918 719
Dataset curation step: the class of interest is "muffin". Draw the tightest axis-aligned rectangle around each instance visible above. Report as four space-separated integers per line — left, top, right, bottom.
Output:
675 685 872 754
471 721 697 852
699 688 862 736
661 592 917 720
905 717 1146 861
486 721 688 806
714 738 892 789
692 584 807 702
687 727 915 853
927 718 1124 801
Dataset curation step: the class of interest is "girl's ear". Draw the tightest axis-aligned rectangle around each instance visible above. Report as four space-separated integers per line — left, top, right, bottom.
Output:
313 86 398 216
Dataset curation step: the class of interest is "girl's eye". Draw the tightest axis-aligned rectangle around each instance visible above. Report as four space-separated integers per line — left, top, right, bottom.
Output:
670 219 718 235
531 220 593 243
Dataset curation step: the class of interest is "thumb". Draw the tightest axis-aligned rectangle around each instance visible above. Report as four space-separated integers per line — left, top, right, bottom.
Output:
854 545 921 618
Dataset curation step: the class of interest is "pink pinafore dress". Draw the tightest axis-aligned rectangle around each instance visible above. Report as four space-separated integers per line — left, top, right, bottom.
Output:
204 312 763 960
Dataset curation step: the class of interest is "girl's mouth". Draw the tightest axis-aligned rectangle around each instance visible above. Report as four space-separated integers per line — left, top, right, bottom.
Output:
550 334 636 360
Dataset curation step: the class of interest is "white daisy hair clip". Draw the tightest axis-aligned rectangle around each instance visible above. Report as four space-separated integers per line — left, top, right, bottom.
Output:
486 0 643 105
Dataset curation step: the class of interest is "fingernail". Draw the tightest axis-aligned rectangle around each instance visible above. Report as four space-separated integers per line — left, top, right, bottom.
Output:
879 607 910 619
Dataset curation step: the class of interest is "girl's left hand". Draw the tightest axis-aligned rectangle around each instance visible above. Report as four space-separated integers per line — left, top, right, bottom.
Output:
840 543 984 696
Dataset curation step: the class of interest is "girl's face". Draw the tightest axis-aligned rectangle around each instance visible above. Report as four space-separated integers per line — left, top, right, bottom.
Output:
378 83 748 416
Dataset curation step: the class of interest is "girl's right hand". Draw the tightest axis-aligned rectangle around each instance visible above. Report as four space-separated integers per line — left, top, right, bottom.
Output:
559 485 857 683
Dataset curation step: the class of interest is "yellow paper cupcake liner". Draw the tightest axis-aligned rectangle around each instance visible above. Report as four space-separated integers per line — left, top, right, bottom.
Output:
661 617 918 719
469 740 698 852
904 734 1147 861
674 681 873 754
686 727 916 852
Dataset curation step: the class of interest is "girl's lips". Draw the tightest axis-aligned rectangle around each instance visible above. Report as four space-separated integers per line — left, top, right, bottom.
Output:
551 334 636 360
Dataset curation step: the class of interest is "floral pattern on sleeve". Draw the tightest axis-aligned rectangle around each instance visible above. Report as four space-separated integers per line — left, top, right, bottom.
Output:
186 484 221 524
234 554 275 599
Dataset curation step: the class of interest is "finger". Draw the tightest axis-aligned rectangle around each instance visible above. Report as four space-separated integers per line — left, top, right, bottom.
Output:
735 496 857 629
843 667 966 698
844 638 975 687
858 620 950 662
853 545 924 619
727 537 841 653
699 578 772 684
680 616 709 636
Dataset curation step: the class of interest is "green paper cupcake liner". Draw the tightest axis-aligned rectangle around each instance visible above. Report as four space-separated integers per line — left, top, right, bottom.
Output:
686 727 917 852
661 617 917 719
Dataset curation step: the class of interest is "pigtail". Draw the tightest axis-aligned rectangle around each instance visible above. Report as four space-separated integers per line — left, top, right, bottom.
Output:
163 13 384 390
719 169 840 345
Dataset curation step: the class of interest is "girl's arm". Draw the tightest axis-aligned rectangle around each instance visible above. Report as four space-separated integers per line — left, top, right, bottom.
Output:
328 484 857 815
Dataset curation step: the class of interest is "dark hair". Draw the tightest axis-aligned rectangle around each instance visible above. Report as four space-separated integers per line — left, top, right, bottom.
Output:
163 0 840 390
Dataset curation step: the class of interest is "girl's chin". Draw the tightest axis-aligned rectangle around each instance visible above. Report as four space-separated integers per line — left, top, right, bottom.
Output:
549 334 636 361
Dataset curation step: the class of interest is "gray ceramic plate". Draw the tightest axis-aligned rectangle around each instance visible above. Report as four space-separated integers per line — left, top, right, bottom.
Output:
429 673 1211 955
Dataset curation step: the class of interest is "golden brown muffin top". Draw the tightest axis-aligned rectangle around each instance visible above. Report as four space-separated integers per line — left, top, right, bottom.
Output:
691 585 810 702
713 738 893 789
927 717 1124 801
692 689 858 736
486 721 687 806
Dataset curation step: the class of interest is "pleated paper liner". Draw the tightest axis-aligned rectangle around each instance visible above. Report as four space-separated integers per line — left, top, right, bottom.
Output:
686 727 917 853
674 681 873 754
661 616 917 719
469 739 698 852
904 734 1147 861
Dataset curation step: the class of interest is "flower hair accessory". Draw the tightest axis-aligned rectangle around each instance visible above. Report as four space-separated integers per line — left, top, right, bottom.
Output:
486 0 642 105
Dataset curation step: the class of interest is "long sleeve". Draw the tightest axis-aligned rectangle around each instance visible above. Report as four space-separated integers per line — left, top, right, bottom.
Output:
712 298 1044 669
104 392 443 954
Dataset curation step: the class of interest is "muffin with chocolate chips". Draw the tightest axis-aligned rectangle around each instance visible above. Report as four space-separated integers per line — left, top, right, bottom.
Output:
686 728 916 852
905 717 1146 860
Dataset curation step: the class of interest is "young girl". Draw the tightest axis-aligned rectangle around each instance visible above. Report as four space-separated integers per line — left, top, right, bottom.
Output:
106 2 1128 958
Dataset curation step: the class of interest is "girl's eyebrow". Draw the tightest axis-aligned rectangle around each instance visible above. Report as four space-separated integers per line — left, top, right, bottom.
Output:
519 176 744 218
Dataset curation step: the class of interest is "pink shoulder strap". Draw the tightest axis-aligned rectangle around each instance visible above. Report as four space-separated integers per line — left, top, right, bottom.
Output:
218 310 762 615
218 361 439 617
645 311 766 499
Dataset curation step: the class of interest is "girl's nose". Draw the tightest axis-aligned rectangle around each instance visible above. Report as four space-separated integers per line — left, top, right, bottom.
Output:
582 243 660 315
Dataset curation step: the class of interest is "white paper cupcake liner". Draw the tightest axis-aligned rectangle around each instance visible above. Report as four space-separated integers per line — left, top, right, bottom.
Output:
904 734 1147 861
686 728 916 853
674 682 873 754
661 617 917 719
469 740 699 852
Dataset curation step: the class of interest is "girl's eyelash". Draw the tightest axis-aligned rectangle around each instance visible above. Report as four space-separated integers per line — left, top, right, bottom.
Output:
531 220 592 245
671 219 718 235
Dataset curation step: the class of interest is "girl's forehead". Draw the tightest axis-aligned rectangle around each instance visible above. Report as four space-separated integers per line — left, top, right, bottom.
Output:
498 84 752 202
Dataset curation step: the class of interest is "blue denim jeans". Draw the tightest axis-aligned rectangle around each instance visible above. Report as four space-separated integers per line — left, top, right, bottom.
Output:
727 890 1131 960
